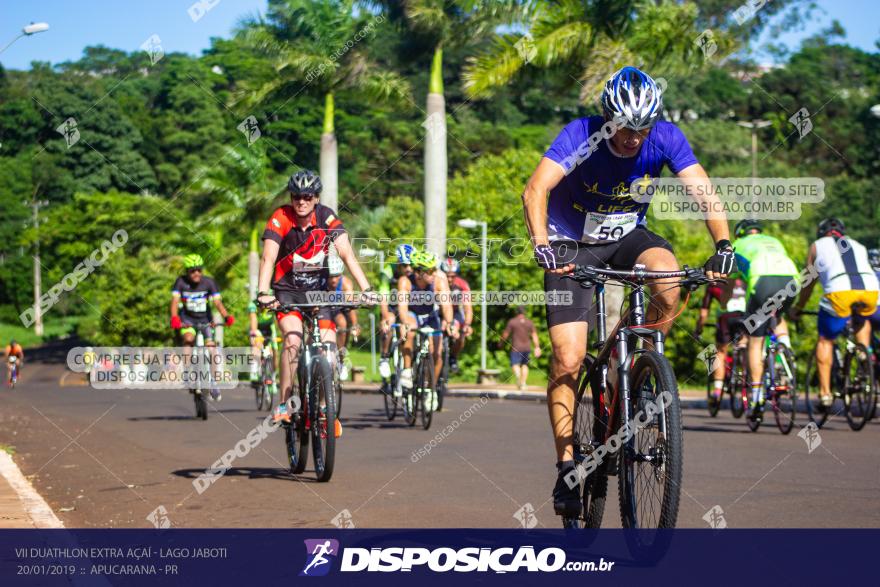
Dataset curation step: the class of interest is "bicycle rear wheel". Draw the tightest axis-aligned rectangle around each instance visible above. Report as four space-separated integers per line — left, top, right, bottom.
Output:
729 348 747 418
771 346 797 435
564 356 608 529
804 351 830 428
843 344 875 431
310 357 337 482
417 357 435 430
618 351 681 558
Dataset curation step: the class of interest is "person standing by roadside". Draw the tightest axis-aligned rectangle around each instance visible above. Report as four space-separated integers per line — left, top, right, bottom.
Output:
500 306 540 390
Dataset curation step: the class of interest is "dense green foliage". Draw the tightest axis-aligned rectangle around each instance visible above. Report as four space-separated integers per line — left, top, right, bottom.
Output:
1 0 877 384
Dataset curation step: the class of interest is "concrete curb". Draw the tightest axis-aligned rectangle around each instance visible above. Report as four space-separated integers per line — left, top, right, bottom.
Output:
0 451 64 528
342 385 709 408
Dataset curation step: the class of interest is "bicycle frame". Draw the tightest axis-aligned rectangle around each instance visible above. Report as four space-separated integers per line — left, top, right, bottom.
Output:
580 278 669 453
571 265 708 468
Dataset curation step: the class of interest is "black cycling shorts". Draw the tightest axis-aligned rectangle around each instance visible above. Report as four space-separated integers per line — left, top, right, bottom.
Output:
544 227 674 328
716 312 744 345
744 275 797 337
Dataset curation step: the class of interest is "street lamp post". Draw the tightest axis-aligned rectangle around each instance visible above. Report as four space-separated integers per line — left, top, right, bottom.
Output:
736 119 772 179
0 22 50 55
458 218 488 372
25 198 49 336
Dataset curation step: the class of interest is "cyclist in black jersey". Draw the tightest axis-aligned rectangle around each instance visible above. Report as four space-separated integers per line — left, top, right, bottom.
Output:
396 250 458 395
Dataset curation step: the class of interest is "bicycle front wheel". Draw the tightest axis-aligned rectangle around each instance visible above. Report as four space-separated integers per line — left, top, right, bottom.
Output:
843 344 875 431
771 346 797 435
618 351 681 555
193 391 207 420
382 378 398 420
310 357 337 482
565 356 607 529
437 337 449 411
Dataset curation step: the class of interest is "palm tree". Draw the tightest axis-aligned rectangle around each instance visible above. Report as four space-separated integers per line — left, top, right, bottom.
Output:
463 0 726 104
368 0 531 256
239 0 412 212
190 144 282 274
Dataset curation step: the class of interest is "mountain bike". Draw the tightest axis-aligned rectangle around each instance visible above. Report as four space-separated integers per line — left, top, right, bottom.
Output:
745 313 798 434
803 310 875 431
7 356 19 388
406 326 444 430
268 302 339 483
332 324 358 419
186 322 219 421
380 323 407 421
702 324 748 418
436 332 450 412
254 339 277 412
565 264 710 557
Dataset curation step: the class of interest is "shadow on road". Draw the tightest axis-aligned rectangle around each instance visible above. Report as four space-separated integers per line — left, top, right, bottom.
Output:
342 409 413 430
25 336 86 364
127 408 255 422
171 466 320 483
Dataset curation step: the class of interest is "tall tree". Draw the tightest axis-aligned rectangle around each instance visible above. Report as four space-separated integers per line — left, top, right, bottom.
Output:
369 0 531 255
463 0 725 104
239 0 411 212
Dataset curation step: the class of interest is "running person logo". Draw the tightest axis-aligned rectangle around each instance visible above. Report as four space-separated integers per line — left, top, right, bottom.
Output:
300 539 340 577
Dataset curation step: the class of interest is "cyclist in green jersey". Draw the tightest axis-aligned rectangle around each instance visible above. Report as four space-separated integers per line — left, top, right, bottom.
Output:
732 220 799 410
248 300 278 386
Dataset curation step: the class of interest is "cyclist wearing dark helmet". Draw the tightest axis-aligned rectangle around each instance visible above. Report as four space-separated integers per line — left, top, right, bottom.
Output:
170 253 233 401
522 66 736 519
730 219 799 418
790 218 879 407
256 169 373 425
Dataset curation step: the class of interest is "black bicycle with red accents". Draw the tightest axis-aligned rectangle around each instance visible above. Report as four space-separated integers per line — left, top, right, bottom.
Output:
564 264 711 558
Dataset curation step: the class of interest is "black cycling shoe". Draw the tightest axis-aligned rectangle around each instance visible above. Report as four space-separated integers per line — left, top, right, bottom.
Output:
552 466 582 518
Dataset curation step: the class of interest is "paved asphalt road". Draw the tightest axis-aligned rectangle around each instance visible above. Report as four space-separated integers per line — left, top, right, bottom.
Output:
1 344 878 529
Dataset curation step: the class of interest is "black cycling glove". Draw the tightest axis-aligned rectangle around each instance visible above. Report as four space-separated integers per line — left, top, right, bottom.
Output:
704 239 737 275
534 244 559 269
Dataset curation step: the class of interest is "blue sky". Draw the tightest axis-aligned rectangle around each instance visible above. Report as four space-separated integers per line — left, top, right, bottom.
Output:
0 0 877 71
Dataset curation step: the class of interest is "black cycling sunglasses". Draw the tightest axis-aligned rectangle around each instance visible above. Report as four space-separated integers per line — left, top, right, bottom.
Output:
290 193 316 201
187 267 203 273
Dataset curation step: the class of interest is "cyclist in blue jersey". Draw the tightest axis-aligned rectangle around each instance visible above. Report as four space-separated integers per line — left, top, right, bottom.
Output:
522 67 736 518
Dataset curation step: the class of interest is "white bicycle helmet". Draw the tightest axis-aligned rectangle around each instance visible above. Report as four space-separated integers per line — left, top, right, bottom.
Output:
601 66 663 131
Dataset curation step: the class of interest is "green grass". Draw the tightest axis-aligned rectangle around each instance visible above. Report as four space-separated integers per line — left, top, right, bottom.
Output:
0 444 15 456
345 346 549 386
0 317 79 348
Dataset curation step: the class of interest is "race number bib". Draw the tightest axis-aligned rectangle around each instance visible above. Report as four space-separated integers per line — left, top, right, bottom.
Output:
582 212 639 243
184 293 208 313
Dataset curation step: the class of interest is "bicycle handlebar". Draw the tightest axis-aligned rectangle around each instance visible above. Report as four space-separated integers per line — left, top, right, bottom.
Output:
566 264 713 290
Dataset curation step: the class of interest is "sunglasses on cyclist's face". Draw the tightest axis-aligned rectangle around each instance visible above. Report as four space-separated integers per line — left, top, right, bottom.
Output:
419 267 436 275
187 267 203 274
290 193 316 202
